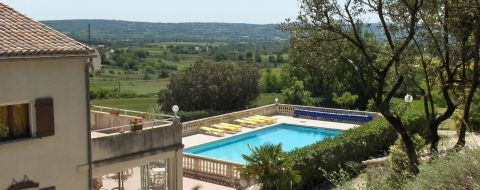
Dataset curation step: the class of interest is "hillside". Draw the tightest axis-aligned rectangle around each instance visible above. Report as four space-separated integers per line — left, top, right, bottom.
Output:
41 19 289 44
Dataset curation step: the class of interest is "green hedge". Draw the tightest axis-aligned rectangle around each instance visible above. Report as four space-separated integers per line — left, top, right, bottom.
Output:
289 109 427 188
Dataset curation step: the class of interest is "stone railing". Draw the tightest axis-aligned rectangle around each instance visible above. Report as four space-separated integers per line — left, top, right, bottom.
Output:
183 154 243 188
181 104 277 136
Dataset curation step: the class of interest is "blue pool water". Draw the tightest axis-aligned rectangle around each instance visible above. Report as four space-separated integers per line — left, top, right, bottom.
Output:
184 123 342 164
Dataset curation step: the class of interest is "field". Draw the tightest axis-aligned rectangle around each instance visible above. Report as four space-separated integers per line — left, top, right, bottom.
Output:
90 77 169 95
91 97 158 112
92 93 286 112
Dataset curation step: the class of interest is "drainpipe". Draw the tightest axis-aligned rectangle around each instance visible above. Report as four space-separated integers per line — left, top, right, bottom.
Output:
85 59 93 189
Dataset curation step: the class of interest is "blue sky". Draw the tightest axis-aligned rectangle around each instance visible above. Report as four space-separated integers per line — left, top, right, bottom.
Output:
2 0 300 24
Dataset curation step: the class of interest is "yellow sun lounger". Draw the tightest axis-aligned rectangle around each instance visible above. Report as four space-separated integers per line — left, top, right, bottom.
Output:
254 115 277 121
243 117 269 124
200 127 225 137
234 119 259 128
250 116 276 124
219 123 243 129
211 124 241 133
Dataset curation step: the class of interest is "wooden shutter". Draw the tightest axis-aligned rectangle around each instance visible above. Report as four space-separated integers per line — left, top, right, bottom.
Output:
35 98 55 137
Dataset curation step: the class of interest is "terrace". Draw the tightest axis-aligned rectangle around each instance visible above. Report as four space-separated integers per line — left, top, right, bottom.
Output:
181 103 381 189
89 106 183 190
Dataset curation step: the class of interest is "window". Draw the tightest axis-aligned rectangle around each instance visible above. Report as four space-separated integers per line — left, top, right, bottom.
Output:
0 103 31 142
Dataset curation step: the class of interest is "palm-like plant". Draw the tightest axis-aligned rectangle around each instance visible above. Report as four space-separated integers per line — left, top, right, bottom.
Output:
238 143 301 190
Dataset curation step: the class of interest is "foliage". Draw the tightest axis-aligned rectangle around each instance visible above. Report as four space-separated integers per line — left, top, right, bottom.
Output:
321 163 360 188
261 69 283 93
239 143 301 190
289 108 427 189
332 92 359 109
282 78 314 105
385 134 426 188
158 60 260 111
401 149 480 190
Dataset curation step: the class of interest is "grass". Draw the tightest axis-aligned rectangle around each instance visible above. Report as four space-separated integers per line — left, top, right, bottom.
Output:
252 93 286 106
91 97 158 112
90 78 169 95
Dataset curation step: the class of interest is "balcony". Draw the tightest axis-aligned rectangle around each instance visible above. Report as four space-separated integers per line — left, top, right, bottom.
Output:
90 106 183 172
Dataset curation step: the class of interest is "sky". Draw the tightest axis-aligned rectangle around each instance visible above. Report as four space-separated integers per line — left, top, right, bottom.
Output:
1 0 301 24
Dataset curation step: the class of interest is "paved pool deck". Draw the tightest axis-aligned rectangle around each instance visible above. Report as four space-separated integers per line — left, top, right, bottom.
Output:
182 116 358 189
182 115 358 149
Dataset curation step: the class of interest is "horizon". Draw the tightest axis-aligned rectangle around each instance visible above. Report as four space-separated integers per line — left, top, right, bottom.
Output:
40 19 285 25
2 0 300 25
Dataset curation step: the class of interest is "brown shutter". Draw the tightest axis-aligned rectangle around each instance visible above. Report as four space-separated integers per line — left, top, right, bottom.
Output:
35 97 55 137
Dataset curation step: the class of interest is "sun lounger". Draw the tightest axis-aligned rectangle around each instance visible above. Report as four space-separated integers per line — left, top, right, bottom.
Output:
219 123 243 129
250 116 276 124
200 127 225 137
243 117 269 124
234 119 259 128
211 124 241 133
254 115 277 122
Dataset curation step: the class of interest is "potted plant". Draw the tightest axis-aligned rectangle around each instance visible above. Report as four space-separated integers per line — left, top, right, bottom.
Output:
130 118 144 131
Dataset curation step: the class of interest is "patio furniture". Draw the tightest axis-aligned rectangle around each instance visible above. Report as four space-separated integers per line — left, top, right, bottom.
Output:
200 126 225 137
211 124 241 133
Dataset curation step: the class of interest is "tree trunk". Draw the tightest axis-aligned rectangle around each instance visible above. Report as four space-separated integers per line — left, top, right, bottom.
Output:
456 16 480 149
400 131 420 174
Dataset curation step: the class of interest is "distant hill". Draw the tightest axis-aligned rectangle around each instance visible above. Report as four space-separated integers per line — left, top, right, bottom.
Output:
42 19 386 45
41 19 289 44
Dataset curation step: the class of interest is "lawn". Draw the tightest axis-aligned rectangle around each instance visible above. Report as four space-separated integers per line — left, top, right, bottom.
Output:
91 97 158 112
252 93 286 106
90 78 169 95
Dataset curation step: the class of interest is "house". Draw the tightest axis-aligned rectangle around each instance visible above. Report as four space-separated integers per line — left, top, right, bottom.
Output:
0 3 184 189
0 3 94 189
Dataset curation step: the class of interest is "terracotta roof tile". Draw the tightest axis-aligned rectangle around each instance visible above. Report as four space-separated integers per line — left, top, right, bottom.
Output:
0 3 93 58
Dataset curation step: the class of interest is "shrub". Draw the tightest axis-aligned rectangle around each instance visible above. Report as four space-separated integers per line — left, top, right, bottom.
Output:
332 92 359 109
401 149 480 190
385 134 426 189
289 108 427 189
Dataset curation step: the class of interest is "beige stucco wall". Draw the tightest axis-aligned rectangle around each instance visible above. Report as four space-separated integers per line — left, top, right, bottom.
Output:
0 57 90 189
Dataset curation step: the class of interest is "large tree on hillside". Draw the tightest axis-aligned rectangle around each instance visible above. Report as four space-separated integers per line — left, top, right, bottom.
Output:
158 60 260 111
409 0 480 152
282 0 424 174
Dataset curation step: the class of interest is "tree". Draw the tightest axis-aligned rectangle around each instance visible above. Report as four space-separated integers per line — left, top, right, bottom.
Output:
262 69 282 93
238 143 301 190
409 0 480 152
255 53 262 63
282 0 424 174
282 79 314 105
158 60 260 111
332 92 358 109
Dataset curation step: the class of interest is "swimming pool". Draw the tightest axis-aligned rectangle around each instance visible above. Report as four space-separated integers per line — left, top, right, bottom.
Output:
184 123 342 164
